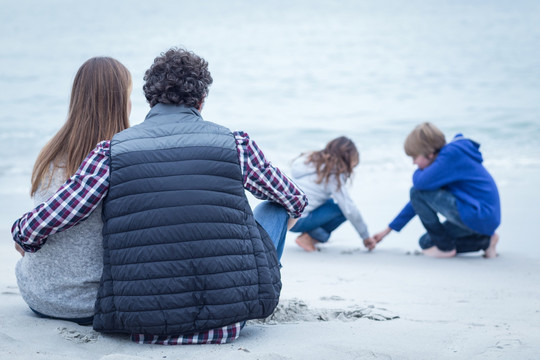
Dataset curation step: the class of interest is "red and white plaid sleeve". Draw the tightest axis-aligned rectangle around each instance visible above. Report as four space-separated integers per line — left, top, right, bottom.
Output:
11 141 111 252
234 131 307 218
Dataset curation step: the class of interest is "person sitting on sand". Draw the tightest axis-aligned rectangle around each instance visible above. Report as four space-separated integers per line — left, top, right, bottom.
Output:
12 47 307 344
289 136 374 251
369 122 500 258
12 57 132 325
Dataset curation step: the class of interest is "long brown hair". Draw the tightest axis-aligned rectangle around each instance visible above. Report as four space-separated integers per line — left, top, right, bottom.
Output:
306 136 359 191
31 57 132 195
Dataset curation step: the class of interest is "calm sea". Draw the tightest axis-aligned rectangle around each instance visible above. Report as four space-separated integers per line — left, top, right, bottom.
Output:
1 0 539 253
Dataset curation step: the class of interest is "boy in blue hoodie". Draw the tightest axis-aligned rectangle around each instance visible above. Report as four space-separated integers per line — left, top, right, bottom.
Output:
369 122 500 258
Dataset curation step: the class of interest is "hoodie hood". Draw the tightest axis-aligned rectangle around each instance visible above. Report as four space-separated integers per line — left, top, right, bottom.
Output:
450 133 483 164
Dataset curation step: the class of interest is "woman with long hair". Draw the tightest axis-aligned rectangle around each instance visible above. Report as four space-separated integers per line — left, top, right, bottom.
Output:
289 136 373 251
14 57 132 324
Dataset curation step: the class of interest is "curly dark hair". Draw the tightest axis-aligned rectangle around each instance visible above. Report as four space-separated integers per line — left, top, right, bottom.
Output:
143 48 213 108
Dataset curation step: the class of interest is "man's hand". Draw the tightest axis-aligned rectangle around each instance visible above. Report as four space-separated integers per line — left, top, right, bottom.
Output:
15 243 25 257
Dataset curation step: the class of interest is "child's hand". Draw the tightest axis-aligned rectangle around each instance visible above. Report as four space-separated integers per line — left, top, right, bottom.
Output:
363 237 377 251
373 227 392 244
373 233 384 243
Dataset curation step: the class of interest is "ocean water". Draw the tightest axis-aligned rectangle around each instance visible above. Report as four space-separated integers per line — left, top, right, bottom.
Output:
1 0 539 253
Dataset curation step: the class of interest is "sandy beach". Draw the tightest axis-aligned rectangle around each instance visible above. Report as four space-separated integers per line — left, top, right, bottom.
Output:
2 221 539 359
1 1 539 359
2 155 539 360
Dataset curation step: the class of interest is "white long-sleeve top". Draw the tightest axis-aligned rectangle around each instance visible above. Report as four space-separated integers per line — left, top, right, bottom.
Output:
290 155 370 240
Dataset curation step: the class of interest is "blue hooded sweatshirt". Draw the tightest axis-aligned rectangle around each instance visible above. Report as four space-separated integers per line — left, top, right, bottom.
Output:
389 134 501 236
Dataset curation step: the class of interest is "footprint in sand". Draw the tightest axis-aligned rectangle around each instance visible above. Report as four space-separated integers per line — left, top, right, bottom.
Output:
340 248 363 255
320 295 345 301
493 338 522 349
250 298 398 325
480 338 523 357
2 285 20 295
334 306 399 322
57 327 99 343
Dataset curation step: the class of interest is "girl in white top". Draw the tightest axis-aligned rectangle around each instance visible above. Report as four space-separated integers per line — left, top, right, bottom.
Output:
289 136 373 251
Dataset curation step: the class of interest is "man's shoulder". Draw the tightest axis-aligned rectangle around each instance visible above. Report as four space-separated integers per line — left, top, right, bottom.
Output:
201 119 234 135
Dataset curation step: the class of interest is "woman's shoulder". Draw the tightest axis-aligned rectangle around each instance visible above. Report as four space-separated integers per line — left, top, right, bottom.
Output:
290 154 315 176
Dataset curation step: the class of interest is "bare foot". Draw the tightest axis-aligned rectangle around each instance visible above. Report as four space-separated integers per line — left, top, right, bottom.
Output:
484 233 499 258
422 246 457 258
295 233 317 252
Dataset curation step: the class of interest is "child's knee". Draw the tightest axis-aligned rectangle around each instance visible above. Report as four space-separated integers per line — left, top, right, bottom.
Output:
418 233 434 249
409 187 426 204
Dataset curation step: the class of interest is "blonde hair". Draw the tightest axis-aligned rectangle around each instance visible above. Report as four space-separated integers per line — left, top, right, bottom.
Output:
404 122 446 158
31 57 132 195
305 136 359 191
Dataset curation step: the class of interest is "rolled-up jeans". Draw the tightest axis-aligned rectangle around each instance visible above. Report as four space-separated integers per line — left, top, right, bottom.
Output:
410 187 490 253
289 199 346 243
253 201 289 260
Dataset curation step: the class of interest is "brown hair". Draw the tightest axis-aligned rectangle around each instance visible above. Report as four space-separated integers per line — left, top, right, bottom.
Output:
305 136 359 191
30 57 132 195
404 122 446 158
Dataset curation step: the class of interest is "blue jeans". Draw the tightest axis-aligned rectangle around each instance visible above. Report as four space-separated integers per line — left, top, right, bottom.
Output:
253 201 289 260
410 188 490 253
289 199 346 243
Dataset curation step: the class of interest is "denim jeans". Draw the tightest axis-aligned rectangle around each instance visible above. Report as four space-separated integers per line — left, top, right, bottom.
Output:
410 187 490 253
253 201 289 260
289 199 346 243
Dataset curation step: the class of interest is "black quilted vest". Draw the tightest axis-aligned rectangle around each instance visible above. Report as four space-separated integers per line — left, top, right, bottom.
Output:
93 104 281 336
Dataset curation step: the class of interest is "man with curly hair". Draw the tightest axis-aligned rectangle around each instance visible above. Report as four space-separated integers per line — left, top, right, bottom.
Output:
12 47 308 344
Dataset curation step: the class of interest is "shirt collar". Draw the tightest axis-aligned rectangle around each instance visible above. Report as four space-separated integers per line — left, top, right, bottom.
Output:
145 103 202 122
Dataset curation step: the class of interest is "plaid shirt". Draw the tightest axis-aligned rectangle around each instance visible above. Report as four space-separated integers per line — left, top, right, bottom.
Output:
131 322 245 345
11 131 306 345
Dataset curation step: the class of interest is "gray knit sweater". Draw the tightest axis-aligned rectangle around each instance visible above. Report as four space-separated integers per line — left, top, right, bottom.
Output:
16 167 103 318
